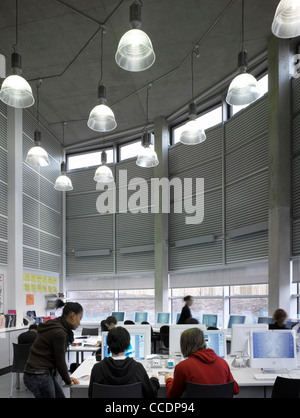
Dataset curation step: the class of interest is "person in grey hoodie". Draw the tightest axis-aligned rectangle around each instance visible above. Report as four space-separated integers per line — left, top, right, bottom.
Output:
88 326 159 398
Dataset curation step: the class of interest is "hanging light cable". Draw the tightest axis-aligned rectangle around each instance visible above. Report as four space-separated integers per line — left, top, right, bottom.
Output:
272 0 300 38
26 80 50 167
115 0 155 72
180 46 206 145
54 123 73 191
226 0 260 107
87 26 117 132
0 0 34 108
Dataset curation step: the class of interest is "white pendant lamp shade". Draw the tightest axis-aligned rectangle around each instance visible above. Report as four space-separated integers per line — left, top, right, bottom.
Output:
26 130 50 167
136 133 159 167
115 2 155 72
226 72 260 106
87 84 117 132
94 151 114 183
272 0 300 38
179 103 206 145
54 162 73 191
0 53 34 108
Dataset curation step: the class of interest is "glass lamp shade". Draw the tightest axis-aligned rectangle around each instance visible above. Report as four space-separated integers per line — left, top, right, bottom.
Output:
26 145 50 167
54 174 73 191
0 74 34 108
94 164 114 183
226 72 261 106
115 29 155 72
136 146 159 167
272 0 300 38
179 120 206 145
87 103 117 132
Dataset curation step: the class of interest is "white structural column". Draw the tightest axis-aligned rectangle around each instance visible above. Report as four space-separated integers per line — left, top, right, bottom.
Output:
153 116 169 316
7 106 23 326
268 36 291 315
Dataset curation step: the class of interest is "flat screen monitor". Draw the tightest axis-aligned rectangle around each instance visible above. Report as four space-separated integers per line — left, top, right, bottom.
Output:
111 312 125 322
134 312 148 323
227 315 246 329
202 314 218 328
26 311 36 318
231 323 268 356
175 313 181 324
169 324 207 357
101 325 151 361
249 329 297 370
257 316 273 325
157 312 170 324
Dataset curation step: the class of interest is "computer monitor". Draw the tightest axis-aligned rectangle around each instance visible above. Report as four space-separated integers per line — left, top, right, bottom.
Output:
169 324 207 357
227 315 246 329
175 313 181 324
231 323 268 356
134 312 148 323
202 314 219 328
157 312 170 325
26 310 36 318
111 312 125 322
257 316 273 325
101 325 151 361
249 329 297 370
204 330 227 358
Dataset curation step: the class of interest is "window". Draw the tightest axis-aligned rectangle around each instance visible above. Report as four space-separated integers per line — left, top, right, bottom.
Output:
66 290 115 322
67 149 114 170
173 106 223 144
119 140 154 161
229 284 269 323
118 289 155 323
231 74 268 116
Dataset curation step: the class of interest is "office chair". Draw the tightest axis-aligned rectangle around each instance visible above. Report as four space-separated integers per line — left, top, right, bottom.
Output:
10 343 33 398
185 381 234 398
271 376 300 398
124 320 135 325
141 321 160 354
159 325 169 353
81 327 99 336
92 382 143 398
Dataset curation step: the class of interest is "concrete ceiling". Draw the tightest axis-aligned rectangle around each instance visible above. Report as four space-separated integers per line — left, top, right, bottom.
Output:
0 0 279 151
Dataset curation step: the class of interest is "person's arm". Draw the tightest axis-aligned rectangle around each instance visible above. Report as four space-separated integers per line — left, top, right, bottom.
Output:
52 332 72 385
137 364 160 398
165 364 186 398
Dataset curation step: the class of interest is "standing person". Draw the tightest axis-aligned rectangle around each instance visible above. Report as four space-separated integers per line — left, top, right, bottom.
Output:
165 328 239 397
177 295 193 324
23 300 83 398
18 324 38 344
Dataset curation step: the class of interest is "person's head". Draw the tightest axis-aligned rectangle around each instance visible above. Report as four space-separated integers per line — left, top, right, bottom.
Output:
180 327 206 358
184 295 193 307
185 318 199 324
29 324 38 332
55 299 83 330
273 308 288 326
105 315 118 330
107 326 130 355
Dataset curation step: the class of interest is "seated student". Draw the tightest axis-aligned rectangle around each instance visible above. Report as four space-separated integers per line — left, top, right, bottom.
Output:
165 327 239 397
88 327 159 398
18 324 38 344
269 308 288 330
105 315 118 330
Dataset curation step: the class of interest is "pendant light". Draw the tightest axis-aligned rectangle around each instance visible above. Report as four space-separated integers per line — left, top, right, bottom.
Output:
272 0 300 38
54 124 73 191
115 1 155 72
136 84 159 168
180 46 206 145
226 0 260 107
87 27 117 132
26 81 49 167
94 150 114 183
0 0 34 108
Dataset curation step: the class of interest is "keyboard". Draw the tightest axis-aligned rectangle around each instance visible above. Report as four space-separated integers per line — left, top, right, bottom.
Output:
253 373 300 380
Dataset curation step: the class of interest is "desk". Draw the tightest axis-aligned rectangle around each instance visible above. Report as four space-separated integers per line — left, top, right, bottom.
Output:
69 354 300 398
68 336 101 367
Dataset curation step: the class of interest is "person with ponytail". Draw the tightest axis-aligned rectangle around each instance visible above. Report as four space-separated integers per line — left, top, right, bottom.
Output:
24 299 83 398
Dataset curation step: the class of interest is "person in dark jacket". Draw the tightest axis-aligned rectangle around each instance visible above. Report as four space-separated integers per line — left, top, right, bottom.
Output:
177 295 193 324
88 326 159 398
23 300 83 398
269 308 288 330
18 324 38 344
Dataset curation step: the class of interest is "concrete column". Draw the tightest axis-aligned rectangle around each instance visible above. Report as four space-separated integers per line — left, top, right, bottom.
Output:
268 35 291 316
153 116 169 316
7 106 23 326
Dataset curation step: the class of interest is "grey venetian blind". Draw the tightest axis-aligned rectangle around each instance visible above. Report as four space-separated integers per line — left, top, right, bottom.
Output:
0 101 7 264
23 110 62 273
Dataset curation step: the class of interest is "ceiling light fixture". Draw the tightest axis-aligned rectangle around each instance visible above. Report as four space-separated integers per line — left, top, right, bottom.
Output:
88 26 116 132
0 0 34 108
94 150 114 183
54 161 73 191
26 80 49 167
180 46 206 145
115 1 155 72
272 0 300 38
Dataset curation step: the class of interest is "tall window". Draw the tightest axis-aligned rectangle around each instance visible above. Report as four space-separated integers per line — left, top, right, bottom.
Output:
119 140 154 161
66 290 115 322
229 284 269 323
118 289 155 323
67 149 114 170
